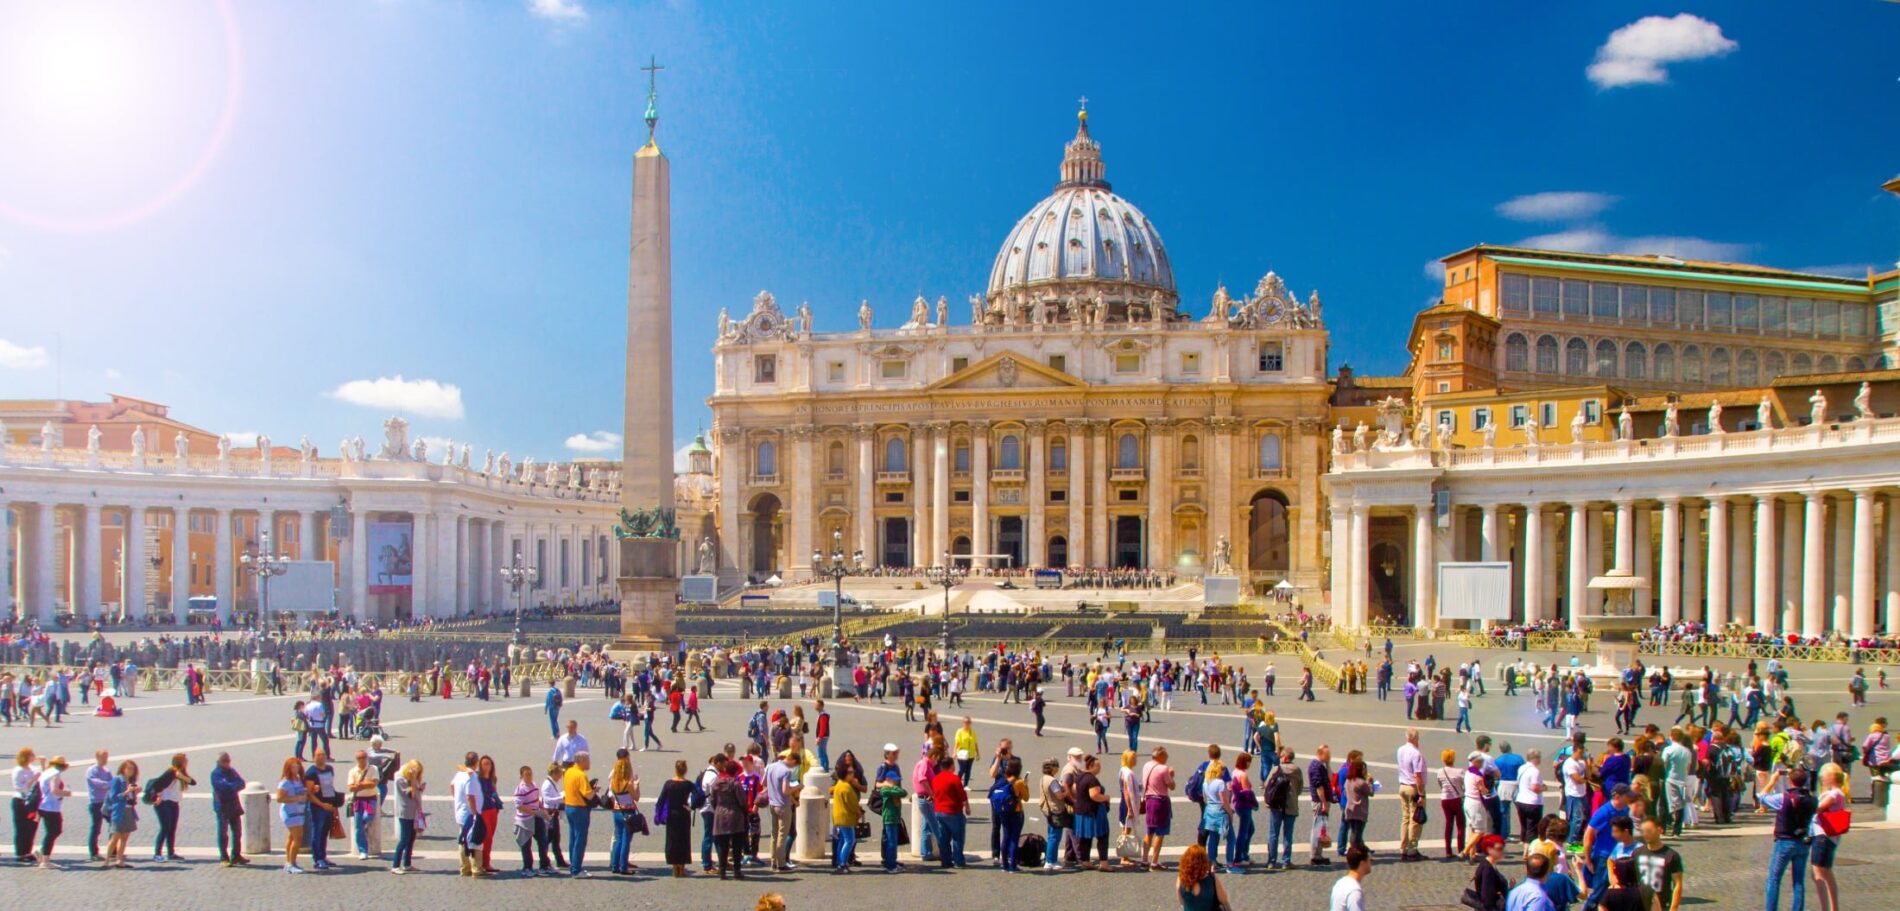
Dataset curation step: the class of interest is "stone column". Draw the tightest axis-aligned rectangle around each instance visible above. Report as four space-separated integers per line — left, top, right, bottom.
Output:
791 426 815 581
1567 503 1589 629
911 427 930 565
1026 420 1047 567
1480 505 1500 561
490 521 508 608
1658 499 1681 626
302 510 322 562
1707 498 1730 631
1587 508 1604 580
1729 502 1753 619
1681 503 1703 623
854 425 875 562
1348 503 1370 629
1522 505 1544 625
1883 495 1900 637
1413 503 1436 628
718 428 745 581
1801 493 1827 639
1852 488 1877 639
1209 418 1235 569
1752 495 1778 633
351 508 370 621
170 507 190 625
1832 496 1853 636
1068 420 1087 566
214 508 234 625
1328 505 1347 625
0 500 11 619
79 501 102 620
31 504 58 623
1611 500 1633 573
970 421 990 560
1091 421 1110 567
123 505 146 620
1633 506 1652 613
455 515 470 616
1539 511 1560 620
932 422 951 566
1778 503 1801 635
1146 419 1170 570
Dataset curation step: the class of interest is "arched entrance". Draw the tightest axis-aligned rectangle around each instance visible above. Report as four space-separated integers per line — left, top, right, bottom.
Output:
1247 490 1290 578
1114 515 1144 569
1368 540 1405 623
1047 535 1069 568
748 493 782 580
951 536 971 558
997 516 1024 567
880 517 911 568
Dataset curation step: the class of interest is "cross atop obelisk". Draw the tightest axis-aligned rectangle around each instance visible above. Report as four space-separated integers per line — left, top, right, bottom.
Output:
641 55 664 147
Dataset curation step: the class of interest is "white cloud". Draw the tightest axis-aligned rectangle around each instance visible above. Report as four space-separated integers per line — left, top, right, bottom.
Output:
103 367 123 380
1496 192 1618 222
1588 14 1736 89
328 375 466 419
527 0 586 21
0 338 50 370
1516 226 1749 263
1795 263 1878 279
224 431 260 448
674 440 697 472
565 430 622 453
419 435 455 458
1422 260 1447 282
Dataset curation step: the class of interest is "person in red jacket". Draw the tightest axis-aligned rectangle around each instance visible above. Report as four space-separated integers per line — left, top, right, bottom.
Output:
815 702 832 772
930 755 969 868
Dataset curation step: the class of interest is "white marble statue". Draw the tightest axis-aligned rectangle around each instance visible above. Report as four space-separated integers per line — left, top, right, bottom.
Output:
299 436 312 464
87 424 102 454
130 425 146 458
1809 389 1827 426
217 434 231 461
908 295 929 328
1757 396 1773 431
258 435 272 473
41 421 56 452
498 452 512 480
521 456 536 483
483 450 495 475
378 417 410 460
172 431 187 461
1522 415 1541 448
1663 401 1679 438
545 461 559 486
858 300 873 331
339 437 353 462
935 296 948 327
1331 425 1345 455
1616 405 1633 441
1212 535 1233 575
1708 399 1724 434
1481 421 1497 449
1854 381 1872 420
797 301 812 335
1150 290 1166 324
1351 422 1368 452
697 537 716 574
1570 411 1586 445
969 294 984 325
717 307 730 339
1210 286 1232 323
1411 417 1431 449
1434 421 1452 451
459 443 471 469
412 437 427 463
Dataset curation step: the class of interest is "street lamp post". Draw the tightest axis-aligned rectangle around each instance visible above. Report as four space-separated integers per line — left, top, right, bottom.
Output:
810 528 863 665
238 530 291 652
499 561 539 645
925 552 967 655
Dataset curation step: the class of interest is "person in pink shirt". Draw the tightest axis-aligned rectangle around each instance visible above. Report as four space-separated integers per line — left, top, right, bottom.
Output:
1140 746 1175 868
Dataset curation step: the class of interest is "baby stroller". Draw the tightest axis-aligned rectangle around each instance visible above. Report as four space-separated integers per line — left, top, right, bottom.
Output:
355 704 385 740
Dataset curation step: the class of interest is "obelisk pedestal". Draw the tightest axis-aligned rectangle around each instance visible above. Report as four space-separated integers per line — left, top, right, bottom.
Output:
616 538 679 655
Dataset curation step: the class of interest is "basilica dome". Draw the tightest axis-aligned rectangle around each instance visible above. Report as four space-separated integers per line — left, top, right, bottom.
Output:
985 106 1177 321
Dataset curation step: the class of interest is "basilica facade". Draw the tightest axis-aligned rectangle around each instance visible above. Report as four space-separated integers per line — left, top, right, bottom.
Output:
707 108 1333 598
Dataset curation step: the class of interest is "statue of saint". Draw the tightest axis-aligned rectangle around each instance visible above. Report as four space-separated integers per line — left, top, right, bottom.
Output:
1708 400 1725 434
1809 389 1827 427
935 296 948 327
1331 424 1345 455
87 424 102 453
1757 395 1774 430
1481 421 1497 449
1522 415 1540 448
697 537 716 574
1854 381 1872 420
1616 406 1633 441
797 300 812 335
1351 422 1368 452
1570 411 1586 445
130 425 146 458
1663 401 1679 437
909 295 929 328
858 299 873 331
412 437 427 463
717 308 730 338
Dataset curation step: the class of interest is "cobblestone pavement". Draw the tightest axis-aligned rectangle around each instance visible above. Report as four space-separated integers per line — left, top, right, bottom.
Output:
6 646 1895 909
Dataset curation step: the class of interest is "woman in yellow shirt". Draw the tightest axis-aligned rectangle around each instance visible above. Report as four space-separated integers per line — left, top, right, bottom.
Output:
830 775 862 874
954 719 979 785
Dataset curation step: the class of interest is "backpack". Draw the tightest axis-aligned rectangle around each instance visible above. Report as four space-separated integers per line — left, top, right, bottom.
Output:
689 777 707 811
1184 762 1207 804
868 788 885 814
1262 767 1291 808
747 713 765 742
141 770 172 806
988 777 1018 814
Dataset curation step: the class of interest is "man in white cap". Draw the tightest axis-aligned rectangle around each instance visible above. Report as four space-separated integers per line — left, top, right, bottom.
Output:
874 744 902 790
366 735 400 805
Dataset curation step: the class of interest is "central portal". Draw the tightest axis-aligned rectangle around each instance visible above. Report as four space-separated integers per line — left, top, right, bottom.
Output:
1114 515 1144 569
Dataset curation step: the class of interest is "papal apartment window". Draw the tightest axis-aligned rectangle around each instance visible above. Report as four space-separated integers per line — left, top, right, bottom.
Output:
753 355 777 384
1509 404 1528 428
1181 352 1201 375
1435 411 1456 433
1047 354 1066 373
827 361 845 383
1582 399 1602 424
1540 402 1556 428
1114 353 1141 374
1257 341 1283 372
880 359 908 380
1437 382 1450 393
951 356 969 372
1473 408 1491 430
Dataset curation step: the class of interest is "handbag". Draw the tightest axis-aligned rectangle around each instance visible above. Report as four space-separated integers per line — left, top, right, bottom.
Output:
630 807 651 836
896 819 911 846
329 813 345 840
855 820 872 838
1314 814 1332 849
1817 809 1852 837
1115 831 1141 860
1412 800 1427 825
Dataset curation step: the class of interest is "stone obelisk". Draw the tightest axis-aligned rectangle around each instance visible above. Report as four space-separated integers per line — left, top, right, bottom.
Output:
615 57 680 653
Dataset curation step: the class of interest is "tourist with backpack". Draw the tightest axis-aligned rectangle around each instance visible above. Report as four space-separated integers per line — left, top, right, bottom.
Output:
1038 758 1072 871
1263 746 1304 870
988 756 1027 871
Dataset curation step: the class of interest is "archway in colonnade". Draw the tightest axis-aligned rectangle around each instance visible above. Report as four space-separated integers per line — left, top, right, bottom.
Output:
1368 539 1405 624
1246 489 1289 579
747 493 782 581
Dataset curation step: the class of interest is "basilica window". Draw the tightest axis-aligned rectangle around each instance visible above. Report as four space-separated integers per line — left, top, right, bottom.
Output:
1591 284 1618 320
754 441 777 478
1819 354 1839 373
1680 346 1703 383
754 355 777 384
1737 350 1760 385
1535 335 1558 373
1764 351 1785 382
1540 402 1557 428
883 437 907 472
999 434 1022 470
1257 433 1283 472
1594 339 1618 377
1763 297 1786 333
1581 399 1602 424
1500 274 1529 312
1116 433 1140 469
1181 352 1201 375
1564 338 1588 375
1792 352 1812 374
1678 290 1704 326
1706 292 1732 329
1790 299 1813 334
1047 354 1066 373
1531 277 1559 314
1624 342 1646 380
1847 356 1866 372
1817 301 1841 337
1843 303 1869 338
1504 333 1528 372
827 441 845 477
1651 287 1676 323
880 359 909 379
1115 354 1142 373
1258 341 1284 372
1735 294 1759 330
1509 405 1528 429
1050 439 1068 470
1654 344 1675 383
1472 408 1491 430
1708 348 1731 385
951 356 969 373
1179 435 1200 469
827 361 845 383
1621 285 1648 322
954 444 970 472
1562 280 1589 317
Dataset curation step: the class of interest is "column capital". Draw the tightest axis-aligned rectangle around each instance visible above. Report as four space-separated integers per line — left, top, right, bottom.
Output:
853 422 876 438
1852 487 1876 501
969 419 991 434
786 424 816 441
1147 416 1175 430
1024 418 1047 433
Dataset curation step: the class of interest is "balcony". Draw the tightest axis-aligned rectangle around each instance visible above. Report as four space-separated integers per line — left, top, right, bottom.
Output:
825 470 846 483
1252 466 1289 480
748 474 780 486
1109 467 1145 481
989 468 1025 483
951 469 971 482
875 471 910 484
1176 467 1203 479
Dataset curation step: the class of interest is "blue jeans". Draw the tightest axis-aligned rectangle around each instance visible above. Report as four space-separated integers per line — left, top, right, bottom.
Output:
1045 822 1065 868
936 813 966 867
548 711 560 738
832 825 857 869
818 738 830 772
306 806 331 863
392 818 416 868
1266 810 1295 865
1228 807 1254 863
1126 721 1140 752
881 822 901 870
1586 854 1611 908
998 809 1023 870
1765 838 1809 911
701 811 715 868
611 810 636 871
354 804 376 856
916 803 938 861
1564 795 1588 844
1455 707 1471 732
565 806 589 875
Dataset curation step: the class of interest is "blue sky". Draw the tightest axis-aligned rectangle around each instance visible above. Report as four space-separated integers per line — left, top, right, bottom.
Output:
2 1 1897 463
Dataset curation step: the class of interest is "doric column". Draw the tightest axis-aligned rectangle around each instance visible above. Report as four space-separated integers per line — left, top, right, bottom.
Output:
1730 501 1754 622
1886 495 1900 638
791 425 815 581
1026 420 1047 567
169 507 189 626
1348 503 1370 628
1706 497 1730 631
33 504 59 623
1329 505 1349 626
123 505 146 620
1068 420 1087 567
1633 506 1652 613
970 421 990 561
1522 504 1544 625
1612 499 1634 573
911 426 930 565
1658 498 1682 626
1780 503 1803 634
1681 503 1703 623
1567 503 1589 629
456 515 470 616
1091 421 1110 567
854 425 875 562
0 500 11 619
1539 510 1560 620
1480 504 1501 561
350 508 370 621
1852 488 1877 639
1753 495 1778 633
1801 492 1827 639
932 422 951 566
1587 507 1605 579
408 512 430 618
717 428 744 581
1209 418 1236 570
1832 496 1853 636
302 510 321 562
1145 419 1170 569
79 502 102 620
489 521 508 608
1413 503 1436 628
213 508 234 625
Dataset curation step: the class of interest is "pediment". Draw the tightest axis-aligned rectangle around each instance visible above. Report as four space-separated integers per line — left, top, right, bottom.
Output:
930 352 1086 391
